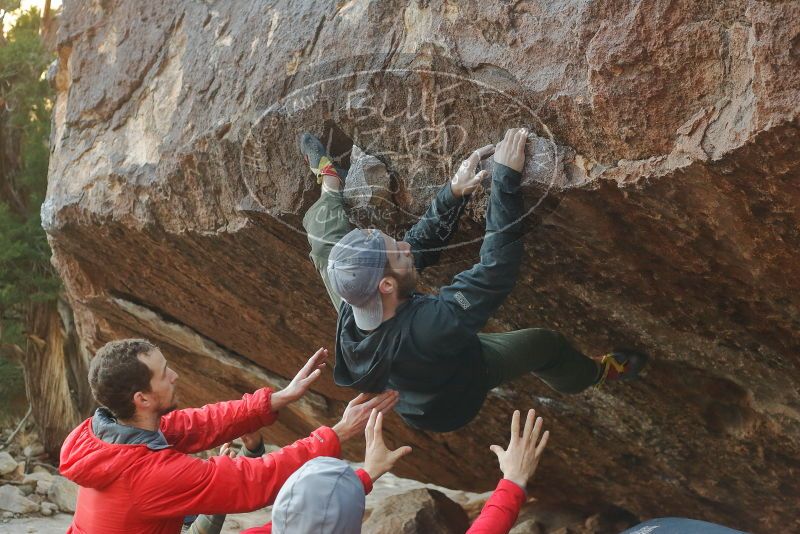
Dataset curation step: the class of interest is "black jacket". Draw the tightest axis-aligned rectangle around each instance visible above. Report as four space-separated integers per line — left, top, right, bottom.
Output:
334 163 524 432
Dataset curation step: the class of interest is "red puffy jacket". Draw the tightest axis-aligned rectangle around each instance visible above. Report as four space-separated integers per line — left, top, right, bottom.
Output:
59 388 340 534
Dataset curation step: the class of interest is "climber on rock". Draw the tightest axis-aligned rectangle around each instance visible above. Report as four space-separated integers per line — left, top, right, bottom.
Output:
301 127 648 433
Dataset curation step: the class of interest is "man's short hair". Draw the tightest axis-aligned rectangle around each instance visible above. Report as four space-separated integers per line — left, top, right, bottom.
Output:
89 339 157 419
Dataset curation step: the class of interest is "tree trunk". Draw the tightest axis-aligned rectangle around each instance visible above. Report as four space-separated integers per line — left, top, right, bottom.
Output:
22 298 94 459
41 0 59 50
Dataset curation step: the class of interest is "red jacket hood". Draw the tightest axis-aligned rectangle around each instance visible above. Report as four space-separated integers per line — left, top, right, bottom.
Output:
60 416 155 490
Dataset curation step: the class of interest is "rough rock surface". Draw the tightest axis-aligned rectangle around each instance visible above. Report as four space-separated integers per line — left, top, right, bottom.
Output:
0 486 39 515
362 488 469 533
342 145 394 227
0 456 16 478
44 1 799 532
45 477 77 514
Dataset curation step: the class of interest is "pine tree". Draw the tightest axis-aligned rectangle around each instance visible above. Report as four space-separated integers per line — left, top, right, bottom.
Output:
0 6 59 357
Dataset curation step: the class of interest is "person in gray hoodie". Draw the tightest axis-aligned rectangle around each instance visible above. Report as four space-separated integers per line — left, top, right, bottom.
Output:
301 127 648 432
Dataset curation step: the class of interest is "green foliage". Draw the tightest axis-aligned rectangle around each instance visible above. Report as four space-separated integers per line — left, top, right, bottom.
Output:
0 7 57 348
0 1 22 17
0 355 25 414
0 201 60 309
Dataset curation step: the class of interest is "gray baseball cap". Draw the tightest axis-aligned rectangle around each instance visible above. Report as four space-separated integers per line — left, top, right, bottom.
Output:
327 228 387 331
271 457 365 533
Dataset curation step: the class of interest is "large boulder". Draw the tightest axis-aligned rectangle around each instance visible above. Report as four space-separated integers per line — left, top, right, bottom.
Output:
362 488 469 534
44 1 800 531
22 472 55 496
46 476 78 514
0 485 39 514
0 454 17 477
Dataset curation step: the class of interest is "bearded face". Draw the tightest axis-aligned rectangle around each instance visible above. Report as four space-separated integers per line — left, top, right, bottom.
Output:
388 265 417 298
157 392 179 416
140 349 180 417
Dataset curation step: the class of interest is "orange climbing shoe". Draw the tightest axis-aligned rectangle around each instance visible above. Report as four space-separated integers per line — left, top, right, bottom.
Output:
595 349 649 386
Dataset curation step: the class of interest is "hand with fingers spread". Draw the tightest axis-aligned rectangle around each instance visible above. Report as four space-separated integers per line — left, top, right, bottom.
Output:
490 409 550 489
363 409 413 482
493 128 528 173
271 347 329 411
332 390 400 442
451 143 495 197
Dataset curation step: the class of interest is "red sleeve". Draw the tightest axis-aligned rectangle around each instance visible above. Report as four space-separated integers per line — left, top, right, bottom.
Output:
355 468 374 495
134 426 340 517
466 479 526 534
159 388 278 453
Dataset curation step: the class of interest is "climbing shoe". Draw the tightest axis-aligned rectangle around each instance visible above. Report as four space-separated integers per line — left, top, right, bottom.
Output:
595 349 649 386
299 132 342 185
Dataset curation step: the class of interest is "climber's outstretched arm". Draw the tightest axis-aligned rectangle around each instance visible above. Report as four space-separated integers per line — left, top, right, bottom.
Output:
434 129 528 333
404 144 494 272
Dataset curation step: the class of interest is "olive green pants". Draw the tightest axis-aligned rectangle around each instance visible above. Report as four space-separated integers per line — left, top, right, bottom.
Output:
302 190 348 312
480 329 599 393
303 191 600 394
